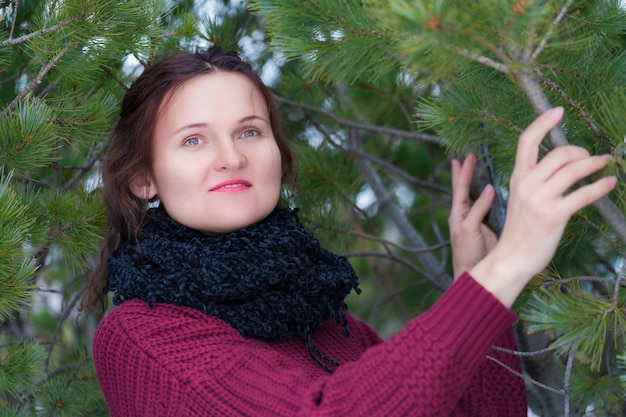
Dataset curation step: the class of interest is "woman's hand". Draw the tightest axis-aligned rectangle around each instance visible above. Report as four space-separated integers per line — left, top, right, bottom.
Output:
449 154 498 280
470 107 617 307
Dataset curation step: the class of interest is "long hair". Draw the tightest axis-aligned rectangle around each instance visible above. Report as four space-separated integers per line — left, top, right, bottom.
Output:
82 47 296 318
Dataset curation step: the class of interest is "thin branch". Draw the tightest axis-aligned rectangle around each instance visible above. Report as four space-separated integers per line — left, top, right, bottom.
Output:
274 94 443 145
531 0 575 60
341 251 429 279
8 0 18 40
585 219 626 259
2 44 73 115
349 146 452 195
535 69 613 150
3 22 65 47
513 68 626 246
347 127 453 290
486 355 565 395
61 141 106 191
492 344 559 357
304 218 451 254
451 47 509 74
562 340 578 417
613 261 626 306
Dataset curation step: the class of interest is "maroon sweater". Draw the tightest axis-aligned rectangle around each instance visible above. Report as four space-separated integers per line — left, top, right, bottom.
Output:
93 272 527 416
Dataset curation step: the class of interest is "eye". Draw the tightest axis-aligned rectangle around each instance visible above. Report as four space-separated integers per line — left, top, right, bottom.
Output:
241 129 260 138
183 136 202 147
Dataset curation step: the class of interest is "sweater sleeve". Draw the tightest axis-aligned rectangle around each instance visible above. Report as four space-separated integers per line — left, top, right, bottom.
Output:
93 272 526 417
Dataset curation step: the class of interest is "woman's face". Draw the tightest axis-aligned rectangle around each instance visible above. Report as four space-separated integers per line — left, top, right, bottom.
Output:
139 71 283 234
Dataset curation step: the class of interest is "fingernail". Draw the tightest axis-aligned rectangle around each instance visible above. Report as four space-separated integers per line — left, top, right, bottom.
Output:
601 154 612 161
548 106 564 117
607 176 617 187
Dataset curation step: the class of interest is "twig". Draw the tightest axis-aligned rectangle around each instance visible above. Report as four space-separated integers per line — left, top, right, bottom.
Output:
535 69 613 150
348 127 452 290
532 0 575 60
2 44 73 115
563 340 578 417
486 354 565 395
513 68 626 246
274 94 443 145
8 0 18 40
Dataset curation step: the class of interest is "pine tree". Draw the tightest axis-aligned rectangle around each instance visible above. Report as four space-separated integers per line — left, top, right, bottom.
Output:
249 0 626 415
0 0 204 413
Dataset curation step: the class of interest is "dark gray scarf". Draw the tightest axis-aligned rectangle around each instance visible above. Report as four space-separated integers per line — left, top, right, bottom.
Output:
105 207 360 372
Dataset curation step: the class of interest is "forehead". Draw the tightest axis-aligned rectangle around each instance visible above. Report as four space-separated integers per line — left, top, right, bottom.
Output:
158 71 269 120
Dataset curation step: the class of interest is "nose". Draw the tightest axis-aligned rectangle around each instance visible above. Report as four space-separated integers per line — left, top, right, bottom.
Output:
213 139 246 171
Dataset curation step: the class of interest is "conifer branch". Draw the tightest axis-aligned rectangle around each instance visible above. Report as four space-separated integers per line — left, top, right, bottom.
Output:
347 128 452 290
486 355 565 395
531 0 575 61
492 344 559 356
2 44 73 115
348 147 451 194
562 340 579 417
535 69 613 150
451 47 509 74
1 20 75 46
341 251 430 278
513 67 626 246
304 218 450 254
274 95 442 144
61 141 106 192
8 0 18 40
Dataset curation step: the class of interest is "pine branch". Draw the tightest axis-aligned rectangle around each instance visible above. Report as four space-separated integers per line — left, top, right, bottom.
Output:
347 146 451 195
563 339 579 417
451 47 509 74
348 128 452 290
2 44 73 115
61 141 106 192
274 94 442 144
486 354 565 395
0 17 80 46
305 218 451 254
340 251 430 279
513 67 626 247
531 0 575 61
535 69 613 150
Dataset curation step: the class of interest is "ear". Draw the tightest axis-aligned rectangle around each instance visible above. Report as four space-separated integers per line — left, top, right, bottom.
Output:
130 174 158 200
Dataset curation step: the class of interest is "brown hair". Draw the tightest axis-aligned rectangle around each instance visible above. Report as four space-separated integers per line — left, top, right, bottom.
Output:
82 47 296 318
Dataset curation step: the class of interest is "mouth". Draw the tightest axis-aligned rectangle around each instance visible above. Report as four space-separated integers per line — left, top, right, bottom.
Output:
210 179 252 192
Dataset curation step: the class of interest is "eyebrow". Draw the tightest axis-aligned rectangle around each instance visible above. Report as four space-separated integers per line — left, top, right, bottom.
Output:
172 115 269 136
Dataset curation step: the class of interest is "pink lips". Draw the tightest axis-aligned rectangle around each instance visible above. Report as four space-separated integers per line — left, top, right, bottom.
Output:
209 179 252 193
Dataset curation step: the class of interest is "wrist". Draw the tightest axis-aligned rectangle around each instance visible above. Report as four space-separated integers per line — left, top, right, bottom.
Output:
469 248 529 308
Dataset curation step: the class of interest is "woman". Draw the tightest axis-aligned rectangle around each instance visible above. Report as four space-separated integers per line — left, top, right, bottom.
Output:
84 47 616 416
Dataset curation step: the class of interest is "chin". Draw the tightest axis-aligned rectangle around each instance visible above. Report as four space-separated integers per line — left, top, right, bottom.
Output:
200 211 275 235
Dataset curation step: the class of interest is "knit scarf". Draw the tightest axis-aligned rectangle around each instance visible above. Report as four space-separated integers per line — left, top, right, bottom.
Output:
106 207 360 372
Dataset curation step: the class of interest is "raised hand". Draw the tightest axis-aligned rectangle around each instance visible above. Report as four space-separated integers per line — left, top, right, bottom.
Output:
449 154 498 280
470 107 617 307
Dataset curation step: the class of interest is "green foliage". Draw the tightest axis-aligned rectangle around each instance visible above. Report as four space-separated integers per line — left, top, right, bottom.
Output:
0 337 46 401
253 0 626 414
522 280 626 371
0 172 37 321
0 0 225 414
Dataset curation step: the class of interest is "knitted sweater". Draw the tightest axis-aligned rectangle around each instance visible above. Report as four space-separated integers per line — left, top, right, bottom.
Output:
93 272 527 416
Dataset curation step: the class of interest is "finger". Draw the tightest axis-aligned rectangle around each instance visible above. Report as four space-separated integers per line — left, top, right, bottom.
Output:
481 224 498 251
532 145 591 183
547 154 612 196
560 175 617 215
513 107 564 176
465 184 495 226
450 155 475 213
